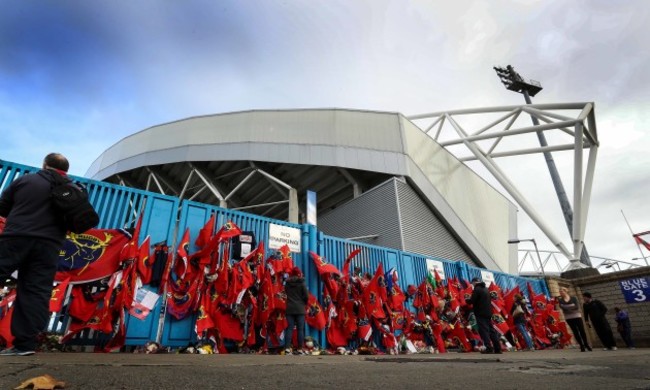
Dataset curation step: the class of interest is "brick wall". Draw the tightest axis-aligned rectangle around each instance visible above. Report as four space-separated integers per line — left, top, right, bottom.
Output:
546 267 650 348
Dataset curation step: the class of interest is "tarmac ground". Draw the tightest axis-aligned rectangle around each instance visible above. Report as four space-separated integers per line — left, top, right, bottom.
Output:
1 347 649 390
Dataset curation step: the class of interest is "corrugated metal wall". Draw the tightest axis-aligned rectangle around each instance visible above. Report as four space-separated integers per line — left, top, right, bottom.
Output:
395 179 475 266
318 179 403 250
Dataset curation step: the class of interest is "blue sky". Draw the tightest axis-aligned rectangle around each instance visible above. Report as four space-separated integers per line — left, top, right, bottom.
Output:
2 0 650 267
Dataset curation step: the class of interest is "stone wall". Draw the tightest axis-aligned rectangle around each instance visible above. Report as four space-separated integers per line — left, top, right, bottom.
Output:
546 266 650 348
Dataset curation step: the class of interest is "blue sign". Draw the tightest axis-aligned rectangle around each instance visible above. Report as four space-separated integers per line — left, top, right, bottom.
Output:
619 277 650 303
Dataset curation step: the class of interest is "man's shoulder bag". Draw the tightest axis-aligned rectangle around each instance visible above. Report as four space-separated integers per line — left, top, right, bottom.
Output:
46 171 100 233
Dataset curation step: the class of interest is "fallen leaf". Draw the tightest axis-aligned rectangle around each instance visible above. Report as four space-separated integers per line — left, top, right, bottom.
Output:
14 374 65 390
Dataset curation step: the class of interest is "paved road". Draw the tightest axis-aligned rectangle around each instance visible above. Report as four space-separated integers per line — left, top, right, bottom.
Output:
1 348 649 389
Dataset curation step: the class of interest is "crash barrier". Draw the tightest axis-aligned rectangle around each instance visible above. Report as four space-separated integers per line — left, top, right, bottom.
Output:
0 159 548 349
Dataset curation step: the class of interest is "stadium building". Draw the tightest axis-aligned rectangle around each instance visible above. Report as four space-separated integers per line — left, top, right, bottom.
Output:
87 105 598 275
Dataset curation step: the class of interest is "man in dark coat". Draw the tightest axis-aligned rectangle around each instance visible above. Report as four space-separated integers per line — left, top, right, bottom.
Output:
582 292 617 350
0 153 70 356
284 266 309 354
469 277 502 354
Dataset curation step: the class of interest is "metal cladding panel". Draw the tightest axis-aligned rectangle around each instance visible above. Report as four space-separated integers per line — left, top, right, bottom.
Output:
400 118 513 272
395 179 476 266
318 179 403 251
87 109 406 178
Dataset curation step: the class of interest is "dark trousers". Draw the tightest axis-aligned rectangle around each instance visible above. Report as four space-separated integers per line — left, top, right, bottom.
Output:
284 314 305 349
592 317 616 349
0 237 60 350
566 317 590 350
476 315 501 352
619 326 634 348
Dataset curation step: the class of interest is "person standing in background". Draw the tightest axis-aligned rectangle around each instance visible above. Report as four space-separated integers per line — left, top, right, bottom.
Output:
582 292 617 351
0 153 70 356
557 287 591 352
284 266 308 355
470 277 502 354
614 307 635 349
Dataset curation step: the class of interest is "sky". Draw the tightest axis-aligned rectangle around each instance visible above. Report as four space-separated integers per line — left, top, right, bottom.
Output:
1 0 649 271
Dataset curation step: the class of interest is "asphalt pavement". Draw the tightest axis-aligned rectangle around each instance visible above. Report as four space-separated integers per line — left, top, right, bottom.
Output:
1 347 649 390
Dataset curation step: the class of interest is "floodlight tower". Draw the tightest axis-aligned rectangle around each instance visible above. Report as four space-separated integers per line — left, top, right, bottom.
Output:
493 65 593 267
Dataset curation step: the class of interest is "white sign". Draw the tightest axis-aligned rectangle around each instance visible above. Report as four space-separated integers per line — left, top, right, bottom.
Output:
426 259 446 280
480 270 495 287
268 224 301 252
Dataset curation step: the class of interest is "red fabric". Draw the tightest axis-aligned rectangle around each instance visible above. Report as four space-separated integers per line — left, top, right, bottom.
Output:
0 290 16 347
491 312 510 335
305 293 327 330
342 249 361 284
195 288 215 336
195 214 216 249
49 277 70 313
68 285 105 322
136 236 152 284
488 283 506 314
447 322 472 352
256 271 275 326
100 308 126 353
227 258 254 304
120 213 143 262
55 229 132 283
214 308 244 342
326 316 349 347
363 263 386 319
310 251 341 276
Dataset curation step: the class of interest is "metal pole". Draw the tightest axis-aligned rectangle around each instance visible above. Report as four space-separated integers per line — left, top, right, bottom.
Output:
531 239 546 276
522 90 592 267
621 209 650 266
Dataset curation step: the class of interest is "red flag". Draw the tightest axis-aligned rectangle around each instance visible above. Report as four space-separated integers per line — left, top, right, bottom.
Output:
633 232 650 251
448 322 472 352
256 271 275 326
342 249 361 283
305 293 326 330
195 213 216 249
488 283 506 314
55 229 132 283
363 263 386 319
120 213 143 262
0 289 16 347
227 257 254 304
136 236 152 284
491 312 510 336
310 251 341 276
49 277 70 312
195 288 216 336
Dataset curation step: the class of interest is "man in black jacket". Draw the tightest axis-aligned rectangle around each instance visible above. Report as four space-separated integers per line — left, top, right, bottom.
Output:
284 266 309 354
583 292 617 351
0 153 70 356
470 277 502 354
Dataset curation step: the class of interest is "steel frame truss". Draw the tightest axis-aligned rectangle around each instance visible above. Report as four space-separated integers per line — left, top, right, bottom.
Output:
408 102 598 269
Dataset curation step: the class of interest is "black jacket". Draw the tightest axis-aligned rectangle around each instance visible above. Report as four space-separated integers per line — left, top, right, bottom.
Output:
0 169 67 245
583 299 608 323
285 276 308 315
470 282 492 318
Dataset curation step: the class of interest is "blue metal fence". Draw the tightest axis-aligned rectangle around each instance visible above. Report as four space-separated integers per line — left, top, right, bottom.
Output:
0 158 550 349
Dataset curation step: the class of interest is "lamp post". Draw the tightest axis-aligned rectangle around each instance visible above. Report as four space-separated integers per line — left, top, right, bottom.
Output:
495 65 592 268
509 238 546 276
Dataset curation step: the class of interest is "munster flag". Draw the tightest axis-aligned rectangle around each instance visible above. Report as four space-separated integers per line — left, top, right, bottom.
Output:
136 236 153 284
49 277 70 312
305 293 326 330
310 251 341 276
195 213 216 249
363 263 386 319
55 229 132 283
342 249 361 283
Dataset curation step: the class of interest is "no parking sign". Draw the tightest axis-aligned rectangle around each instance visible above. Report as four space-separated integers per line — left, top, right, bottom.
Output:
619 277 650 303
